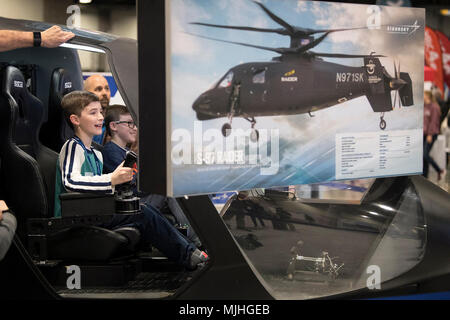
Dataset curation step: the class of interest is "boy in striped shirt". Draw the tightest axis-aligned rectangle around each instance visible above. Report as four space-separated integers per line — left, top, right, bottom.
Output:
54 91 208 269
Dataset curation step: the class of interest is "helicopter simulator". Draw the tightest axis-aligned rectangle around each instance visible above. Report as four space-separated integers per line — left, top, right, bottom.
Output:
190 1 414 140
2 1 450 302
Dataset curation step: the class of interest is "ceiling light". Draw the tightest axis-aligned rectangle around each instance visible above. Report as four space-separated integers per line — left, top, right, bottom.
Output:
59 43 105 53
79 0 92 4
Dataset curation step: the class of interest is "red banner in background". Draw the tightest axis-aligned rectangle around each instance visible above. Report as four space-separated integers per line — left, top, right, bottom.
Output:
425 27 444 95
425 65 435 81
435 30 450 91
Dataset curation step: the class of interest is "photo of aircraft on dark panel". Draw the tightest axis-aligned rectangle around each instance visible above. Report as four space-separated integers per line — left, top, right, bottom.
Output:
170 0 425 197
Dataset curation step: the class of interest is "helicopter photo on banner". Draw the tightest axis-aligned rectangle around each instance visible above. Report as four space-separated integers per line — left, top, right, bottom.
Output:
168 0 425 197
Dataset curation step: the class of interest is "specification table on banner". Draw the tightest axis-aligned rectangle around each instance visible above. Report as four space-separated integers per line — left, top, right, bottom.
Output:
335 130 422 180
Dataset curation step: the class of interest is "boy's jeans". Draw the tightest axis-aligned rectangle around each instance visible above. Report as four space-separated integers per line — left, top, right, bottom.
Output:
99 202 196 267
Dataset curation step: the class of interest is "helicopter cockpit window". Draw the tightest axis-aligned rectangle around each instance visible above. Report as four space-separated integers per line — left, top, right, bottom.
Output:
252 70 266 84
218 71 233 88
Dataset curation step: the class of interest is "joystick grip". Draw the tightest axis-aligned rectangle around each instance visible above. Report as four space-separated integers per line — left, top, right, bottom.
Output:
123 151 137 168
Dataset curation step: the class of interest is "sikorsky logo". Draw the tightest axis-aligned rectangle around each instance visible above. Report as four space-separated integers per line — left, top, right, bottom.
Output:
13 80 23 88
281 70 298 82
64 82 72 89
386 20 421 35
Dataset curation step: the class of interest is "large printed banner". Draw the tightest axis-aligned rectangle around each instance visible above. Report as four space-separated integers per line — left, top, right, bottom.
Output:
436 30 450 91
168 0 425 197
425 27 445 95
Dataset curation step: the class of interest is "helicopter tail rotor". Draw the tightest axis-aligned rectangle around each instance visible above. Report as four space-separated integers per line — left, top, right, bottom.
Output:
389 60 413 109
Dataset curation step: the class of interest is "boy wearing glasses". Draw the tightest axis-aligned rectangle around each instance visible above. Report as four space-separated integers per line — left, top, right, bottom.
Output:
102 105 138 174
56 92 208 269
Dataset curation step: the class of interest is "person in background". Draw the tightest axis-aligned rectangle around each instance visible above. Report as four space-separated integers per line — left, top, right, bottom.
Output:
0 25 74 52
423 90 444 180
0 200 16 261
432 87 449 126
84 74 111 144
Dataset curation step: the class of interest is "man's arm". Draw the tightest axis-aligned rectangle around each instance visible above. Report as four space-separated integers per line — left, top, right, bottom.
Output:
0 200 17 261
0 25 75 52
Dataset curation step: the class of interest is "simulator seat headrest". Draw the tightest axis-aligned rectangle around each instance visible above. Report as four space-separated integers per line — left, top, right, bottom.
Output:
50 68 76 106
2 66 44 153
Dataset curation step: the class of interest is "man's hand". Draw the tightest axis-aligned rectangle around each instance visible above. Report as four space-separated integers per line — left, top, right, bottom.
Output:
426 135 432 144
111 162 134 186
41 26 75 48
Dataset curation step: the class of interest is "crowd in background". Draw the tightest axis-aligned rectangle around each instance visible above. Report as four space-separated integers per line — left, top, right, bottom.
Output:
423 86 450 183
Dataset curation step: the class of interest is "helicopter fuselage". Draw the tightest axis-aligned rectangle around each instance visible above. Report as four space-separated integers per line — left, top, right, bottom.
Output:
193 57 370 120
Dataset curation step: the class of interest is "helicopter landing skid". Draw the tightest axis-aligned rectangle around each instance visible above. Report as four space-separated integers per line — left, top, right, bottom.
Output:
244 117 259 142
221 84 241 137
221 83 260 142
380 112 386 130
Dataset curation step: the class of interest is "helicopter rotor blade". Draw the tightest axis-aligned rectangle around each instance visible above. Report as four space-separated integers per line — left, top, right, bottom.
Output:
185 32 289 54
186 33 388 59
393 90 397 110
307 26 375 35
399 92 402 108
189 22 285 35
254 1 376 37
394 60 398 79
310 52 386 59
253 1 295 35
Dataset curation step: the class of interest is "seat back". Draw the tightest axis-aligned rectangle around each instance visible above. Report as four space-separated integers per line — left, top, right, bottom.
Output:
0 66 57 236
40 68 79 152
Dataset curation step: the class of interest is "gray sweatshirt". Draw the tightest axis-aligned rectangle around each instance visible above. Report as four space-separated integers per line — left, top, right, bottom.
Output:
0 212 17 261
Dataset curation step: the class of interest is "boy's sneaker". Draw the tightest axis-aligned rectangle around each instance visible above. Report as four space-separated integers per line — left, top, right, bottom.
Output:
189 249 209 270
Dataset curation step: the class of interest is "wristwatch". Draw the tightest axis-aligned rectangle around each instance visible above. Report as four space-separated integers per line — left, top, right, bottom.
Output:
33 31 41 47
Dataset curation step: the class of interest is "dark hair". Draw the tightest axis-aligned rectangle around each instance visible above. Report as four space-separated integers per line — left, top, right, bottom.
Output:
61 90 99 129
104 104 131 137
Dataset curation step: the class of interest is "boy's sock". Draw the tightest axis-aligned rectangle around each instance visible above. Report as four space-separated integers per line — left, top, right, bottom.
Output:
189 249 209 269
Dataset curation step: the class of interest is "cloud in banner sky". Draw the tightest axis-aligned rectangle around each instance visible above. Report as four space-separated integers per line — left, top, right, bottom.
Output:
171 0 212 58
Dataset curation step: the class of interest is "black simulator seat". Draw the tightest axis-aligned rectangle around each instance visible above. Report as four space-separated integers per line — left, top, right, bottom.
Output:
40 68 78 152
0 65 140 261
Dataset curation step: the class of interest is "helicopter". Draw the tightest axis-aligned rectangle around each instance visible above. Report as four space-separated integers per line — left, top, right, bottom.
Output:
191 1 414 141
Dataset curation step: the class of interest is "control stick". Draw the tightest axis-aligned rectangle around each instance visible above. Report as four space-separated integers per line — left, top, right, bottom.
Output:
115 151 140 214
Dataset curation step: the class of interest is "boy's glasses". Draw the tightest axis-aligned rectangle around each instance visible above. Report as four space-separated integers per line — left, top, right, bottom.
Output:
114 120 136 129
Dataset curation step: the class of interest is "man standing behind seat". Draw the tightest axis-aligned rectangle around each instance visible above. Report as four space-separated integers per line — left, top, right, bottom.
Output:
84 74 111 144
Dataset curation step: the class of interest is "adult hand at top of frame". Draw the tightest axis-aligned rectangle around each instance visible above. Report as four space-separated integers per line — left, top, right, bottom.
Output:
0 200 8 222
41 26 75 48
111 161 134 186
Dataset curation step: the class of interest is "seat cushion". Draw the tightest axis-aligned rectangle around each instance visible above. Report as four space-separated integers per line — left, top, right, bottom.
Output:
47 225 129 261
